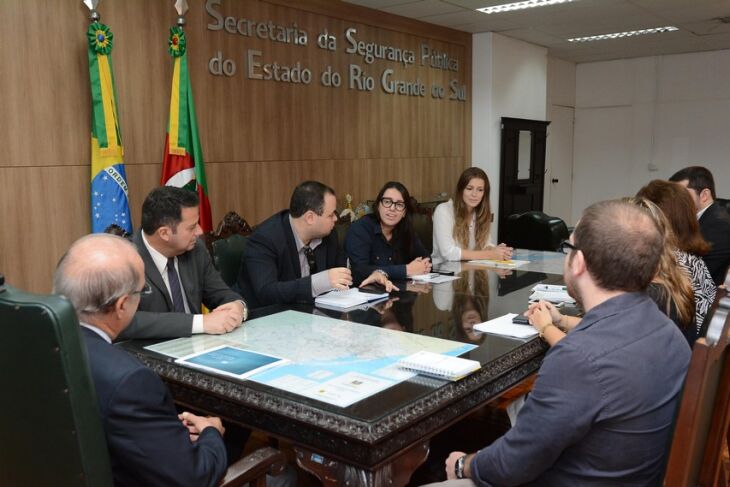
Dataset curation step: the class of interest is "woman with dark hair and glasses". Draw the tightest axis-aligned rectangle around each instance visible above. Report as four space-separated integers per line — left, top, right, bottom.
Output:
344 181 431 283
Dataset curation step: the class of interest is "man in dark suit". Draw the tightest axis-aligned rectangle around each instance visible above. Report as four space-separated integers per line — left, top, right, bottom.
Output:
120 186 247 339
670 166 730 286
53 233 228 486
237 181 395 308
426 200 690 486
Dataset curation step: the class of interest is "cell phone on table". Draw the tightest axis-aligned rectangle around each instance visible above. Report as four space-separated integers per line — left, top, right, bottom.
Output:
359 283 387 294
512 315 530 325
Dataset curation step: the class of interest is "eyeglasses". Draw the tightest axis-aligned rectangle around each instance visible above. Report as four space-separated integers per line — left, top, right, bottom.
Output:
559 240 579 255
130 282 153 297
380 198 406 212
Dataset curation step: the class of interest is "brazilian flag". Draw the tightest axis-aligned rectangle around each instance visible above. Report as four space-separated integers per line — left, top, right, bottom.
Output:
87 22 132 234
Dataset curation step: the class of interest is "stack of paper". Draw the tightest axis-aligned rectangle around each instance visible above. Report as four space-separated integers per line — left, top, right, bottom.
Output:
315 288 389 310
467 259 529 269
397 351 480 381
410 273 460 284
529 284 575 304
474 313 538 339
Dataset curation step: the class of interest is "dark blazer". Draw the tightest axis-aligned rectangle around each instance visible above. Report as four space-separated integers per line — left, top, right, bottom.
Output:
82 327 227 486
699 202 730 286
119 231 242 340
344 213 429 283
236 210 345 309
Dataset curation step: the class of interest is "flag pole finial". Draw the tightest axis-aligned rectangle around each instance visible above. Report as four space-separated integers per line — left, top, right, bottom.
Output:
174 0 189 27
83 0 101 21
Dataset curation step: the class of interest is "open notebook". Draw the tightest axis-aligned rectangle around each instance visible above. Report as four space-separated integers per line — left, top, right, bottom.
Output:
314 288 389 310
397 351 480 381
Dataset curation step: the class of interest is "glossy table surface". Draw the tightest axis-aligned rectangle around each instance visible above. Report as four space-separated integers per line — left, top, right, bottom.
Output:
119 264 565 470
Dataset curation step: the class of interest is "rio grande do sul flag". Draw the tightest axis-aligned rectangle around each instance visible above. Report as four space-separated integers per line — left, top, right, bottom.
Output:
87 21 132 234
161 26 212 232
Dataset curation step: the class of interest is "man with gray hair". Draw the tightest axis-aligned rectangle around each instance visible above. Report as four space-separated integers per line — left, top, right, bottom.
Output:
54 233 228 486
426 200 691 486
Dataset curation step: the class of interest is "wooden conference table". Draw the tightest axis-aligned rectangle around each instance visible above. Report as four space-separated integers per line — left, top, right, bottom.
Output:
120 257 567 486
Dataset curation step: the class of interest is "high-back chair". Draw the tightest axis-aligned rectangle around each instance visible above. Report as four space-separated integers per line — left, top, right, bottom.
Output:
0 274 284 486
504 211 569 251
212 234 249 287
664 284 730 486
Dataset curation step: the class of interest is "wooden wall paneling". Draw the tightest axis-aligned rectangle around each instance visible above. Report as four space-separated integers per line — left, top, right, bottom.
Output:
0 0 472 293
0 166 89 292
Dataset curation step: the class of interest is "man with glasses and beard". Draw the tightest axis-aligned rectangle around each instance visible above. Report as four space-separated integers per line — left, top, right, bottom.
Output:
425 199 691 487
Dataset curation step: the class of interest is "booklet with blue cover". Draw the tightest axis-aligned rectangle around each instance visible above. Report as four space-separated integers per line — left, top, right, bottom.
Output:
176 345 288 380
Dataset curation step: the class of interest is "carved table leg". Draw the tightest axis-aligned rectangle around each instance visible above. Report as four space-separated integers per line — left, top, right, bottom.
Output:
295 441 430 487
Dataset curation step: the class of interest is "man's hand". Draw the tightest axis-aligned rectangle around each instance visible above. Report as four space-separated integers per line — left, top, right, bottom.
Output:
178 411 225 442
328 267 353 290
525 300 562 329
361 271 399 292
445 451 467 480
215 300 246 321
203 302 244 334
406 257 432 276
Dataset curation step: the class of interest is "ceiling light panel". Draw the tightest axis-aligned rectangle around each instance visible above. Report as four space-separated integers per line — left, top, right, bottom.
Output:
477 0 579 15
568 26 679 42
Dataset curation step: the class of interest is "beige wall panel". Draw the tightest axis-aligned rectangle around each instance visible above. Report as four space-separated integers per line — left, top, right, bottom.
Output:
0 166 89 292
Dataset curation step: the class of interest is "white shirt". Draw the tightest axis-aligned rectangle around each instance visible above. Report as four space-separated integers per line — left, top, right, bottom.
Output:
288 216 332 297
80 323 112 343
697 202 711 220
431 200 493 264
141 232 205 334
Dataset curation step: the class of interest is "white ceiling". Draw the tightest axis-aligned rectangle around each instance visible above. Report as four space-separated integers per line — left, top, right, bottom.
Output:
343 0 730 63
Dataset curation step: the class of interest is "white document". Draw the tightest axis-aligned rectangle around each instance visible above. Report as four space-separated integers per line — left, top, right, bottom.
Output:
467 259 530 269
410 273 461 284
297 372 394 407
529 284 575 304
474 313 538 339
314 288 389 309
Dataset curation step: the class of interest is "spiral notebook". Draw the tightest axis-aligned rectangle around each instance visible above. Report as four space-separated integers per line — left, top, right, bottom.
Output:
397 351 480 381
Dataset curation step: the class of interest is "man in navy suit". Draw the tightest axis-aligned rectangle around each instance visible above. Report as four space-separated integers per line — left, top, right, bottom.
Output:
236 180 396 309
671 166 730 286
120 186 246 339
53 233 228 486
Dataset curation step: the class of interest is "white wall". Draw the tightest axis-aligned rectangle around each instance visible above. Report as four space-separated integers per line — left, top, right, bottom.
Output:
545 57 576 224
472 33 547 229
573 50 730 222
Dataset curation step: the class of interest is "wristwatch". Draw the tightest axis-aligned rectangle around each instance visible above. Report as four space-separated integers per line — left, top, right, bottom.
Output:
455 454 467 479
373 269 389 279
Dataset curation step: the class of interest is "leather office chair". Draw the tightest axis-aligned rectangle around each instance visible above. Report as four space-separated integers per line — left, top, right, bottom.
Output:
412 211 434 255
504 211 569 251
664 283 730 486
0 274 284 486
715 197 730 214
212 234 249 287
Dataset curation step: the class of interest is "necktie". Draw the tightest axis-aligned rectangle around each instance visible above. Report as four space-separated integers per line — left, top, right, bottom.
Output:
303 246 318 274
167 257 185 313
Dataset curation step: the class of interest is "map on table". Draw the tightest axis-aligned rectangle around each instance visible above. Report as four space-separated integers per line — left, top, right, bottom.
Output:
146 310 476 407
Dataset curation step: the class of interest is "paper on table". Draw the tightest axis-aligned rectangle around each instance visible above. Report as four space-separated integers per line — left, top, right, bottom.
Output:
315 288 388 309
467 259 530 269
410 273 460 284
474 313 538 339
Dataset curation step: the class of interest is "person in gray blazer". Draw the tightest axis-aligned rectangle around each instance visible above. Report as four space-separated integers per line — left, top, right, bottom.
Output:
119 186 246 340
